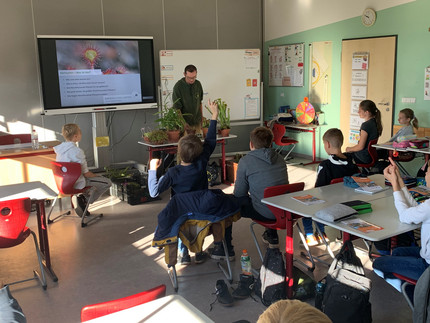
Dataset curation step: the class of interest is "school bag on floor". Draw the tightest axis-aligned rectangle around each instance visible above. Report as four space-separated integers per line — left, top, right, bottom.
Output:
255 247 286 306
413 266 430 323
319 240 372 323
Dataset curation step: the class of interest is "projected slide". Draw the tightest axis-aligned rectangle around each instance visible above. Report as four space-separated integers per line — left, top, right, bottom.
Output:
56 40 142 107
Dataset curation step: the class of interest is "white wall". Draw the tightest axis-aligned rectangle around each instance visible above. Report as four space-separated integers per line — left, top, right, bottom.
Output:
264 0 415 41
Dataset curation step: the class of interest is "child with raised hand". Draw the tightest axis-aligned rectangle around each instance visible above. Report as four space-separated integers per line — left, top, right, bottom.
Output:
345 99 382 164
373 157 430 281
389 108 419 142
303 128 359 246
54 124 112 217
148 99 219 265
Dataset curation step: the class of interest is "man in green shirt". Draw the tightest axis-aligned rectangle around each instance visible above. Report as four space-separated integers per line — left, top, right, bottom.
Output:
172 65 204 131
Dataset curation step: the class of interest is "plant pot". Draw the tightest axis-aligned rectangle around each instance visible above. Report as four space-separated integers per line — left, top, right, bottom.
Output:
219 128 230 137
202 127 209 138
167 130 181 143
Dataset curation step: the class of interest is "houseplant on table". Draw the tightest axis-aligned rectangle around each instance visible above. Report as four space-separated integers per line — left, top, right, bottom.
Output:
214 98 230 137
201 117 210 138
142 129 168 145
156 103 189 143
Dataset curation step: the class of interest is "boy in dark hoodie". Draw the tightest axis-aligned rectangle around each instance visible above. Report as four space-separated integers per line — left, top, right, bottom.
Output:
234 126 289 246
302 128 359 246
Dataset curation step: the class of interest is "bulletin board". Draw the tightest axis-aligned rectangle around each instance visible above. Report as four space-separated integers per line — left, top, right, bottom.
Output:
160 49 261 121
268 43 304 87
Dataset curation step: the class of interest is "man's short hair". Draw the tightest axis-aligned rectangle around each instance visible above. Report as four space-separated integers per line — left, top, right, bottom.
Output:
178 134 203 163
184 65 197 74
62 123 80 141
250 127 273 149
323 128 344 148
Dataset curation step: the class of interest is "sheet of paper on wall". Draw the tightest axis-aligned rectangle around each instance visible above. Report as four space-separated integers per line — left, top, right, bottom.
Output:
310 41 332 105
350 115 364 129
244 97 259 118
268 46 285 86
425 67 430 101
350 101 360 115
352 53 369 70
351 70 368 85
349 129 360 144
351 85 367 100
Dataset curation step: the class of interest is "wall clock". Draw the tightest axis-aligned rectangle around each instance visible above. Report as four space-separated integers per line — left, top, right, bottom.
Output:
362 8 376 27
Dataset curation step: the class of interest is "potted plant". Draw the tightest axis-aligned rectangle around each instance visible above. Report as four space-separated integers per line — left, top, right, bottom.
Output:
201 117 210 138
156 99 189 142
143 129 168 145
214 98 230 137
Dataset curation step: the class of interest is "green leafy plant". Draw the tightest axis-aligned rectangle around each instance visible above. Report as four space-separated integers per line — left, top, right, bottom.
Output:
156 95 190 131
202 117 210 128
205 98 230 130
143 129 168 144
104 166 131 180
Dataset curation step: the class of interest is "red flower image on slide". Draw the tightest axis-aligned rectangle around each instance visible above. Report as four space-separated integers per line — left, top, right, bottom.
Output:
82 46 102 69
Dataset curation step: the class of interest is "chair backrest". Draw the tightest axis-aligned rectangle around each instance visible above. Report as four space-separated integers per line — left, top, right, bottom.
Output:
51 161 82 195
0 198 31 247
357 138 378 167
272 123 286 146
81 284 167 322
0 134 31 145
330 177 344 185
263 182 305 228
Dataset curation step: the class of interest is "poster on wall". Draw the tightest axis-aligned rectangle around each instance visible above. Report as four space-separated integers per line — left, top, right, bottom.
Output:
425 66 430 101
352 53 369 70
349 129 360 145
310 41 332 105
269 43 304 87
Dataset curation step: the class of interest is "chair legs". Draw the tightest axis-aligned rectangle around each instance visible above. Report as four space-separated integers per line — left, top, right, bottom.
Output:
47 196 72 224
80 190 103 228
167 239 232 293
5 231 47 290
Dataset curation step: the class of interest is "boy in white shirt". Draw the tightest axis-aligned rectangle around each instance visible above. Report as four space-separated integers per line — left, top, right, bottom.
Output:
54 124 111 216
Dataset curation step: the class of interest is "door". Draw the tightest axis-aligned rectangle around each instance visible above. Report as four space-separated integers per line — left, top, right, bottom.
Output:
340 36 396 147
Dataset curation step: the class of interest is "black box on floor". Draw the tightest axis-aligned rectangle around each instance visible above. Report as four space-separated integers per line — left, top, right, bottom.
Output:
108 170 159 205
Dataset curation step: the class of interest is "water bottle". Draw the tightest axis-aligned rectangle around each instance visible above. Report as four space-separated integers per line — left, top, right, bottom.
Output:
240 249 252 276
31 129 39 149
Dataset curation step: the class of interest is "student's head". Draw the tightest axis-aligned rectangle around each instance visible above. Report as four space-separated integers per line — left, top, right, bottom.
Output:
257 299 331 323
358 100 383 136
61 123 82 142
323 128 343 152
184 64 197 85
399 108 419 130
178 134 203 163
250 127 273 150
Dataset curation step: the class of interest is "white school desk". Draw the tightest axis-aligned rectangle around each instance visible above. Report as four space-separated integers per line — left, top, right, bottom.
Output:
84 294 214 323
138 134 237 183
0 181 59 281
261 175 419 298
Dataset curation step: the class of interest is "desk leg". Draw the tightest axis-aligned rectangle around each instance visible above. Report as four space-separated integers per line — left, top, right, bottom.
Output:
221 139 226 183
34 200 58 282
303 128 320 166
343 232 351 242
286 212 294 299
149 147 153 160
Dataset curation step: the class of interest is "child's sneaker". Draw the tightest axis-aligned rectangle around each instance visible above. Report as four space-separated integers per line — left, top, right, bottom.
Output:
178 253 191 265
194 251 207 264
214 280 234 306
232 274 255 299
315 231 330 244
305 233 319 247
209 243 235 261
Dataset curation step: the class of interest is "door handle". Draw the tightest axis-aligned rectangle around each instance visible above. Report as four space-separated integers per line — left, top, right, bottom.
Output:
378 102 390 106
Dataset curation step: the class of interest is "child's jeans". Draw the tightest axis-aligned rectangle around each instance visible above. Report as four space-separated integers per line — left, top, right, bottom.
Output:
302 217 325 236
372 246 429 281
178 238 189 256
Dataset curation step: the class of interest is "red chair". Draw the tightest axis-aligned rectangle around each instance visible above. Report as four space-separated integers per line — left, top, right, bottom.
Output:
272 123 298 161
249 183 318 270
48 161 103 227
0 198 47 289
392 273 416 310
80 284 167 322
330 177 344 185
356 138 378 173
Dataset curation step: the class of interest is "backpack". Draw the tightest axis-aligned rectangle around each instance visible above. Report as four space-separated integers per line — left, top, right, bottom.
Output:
319 240 372 323
255 247 286 306
413 266 430 323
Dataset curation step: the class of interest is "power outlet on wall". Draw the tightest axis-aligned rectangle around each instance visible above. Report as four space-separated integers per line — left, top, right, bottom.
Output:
401 97 416 103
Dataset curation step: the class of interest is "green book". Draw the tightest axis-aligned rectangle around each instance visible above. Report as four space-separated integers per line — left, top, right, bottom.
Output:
341 200 372 212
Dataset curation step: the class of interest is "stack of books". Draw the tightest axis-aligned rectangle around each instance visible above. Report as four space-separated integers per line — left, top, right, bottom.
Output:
352 176 388 195
385 175 416 188
341 200 372 214
408 186 430 203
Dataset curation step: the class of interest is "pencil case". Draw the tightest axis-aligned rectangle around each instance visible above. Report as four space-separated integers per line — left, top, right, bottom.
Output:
315 204 357 222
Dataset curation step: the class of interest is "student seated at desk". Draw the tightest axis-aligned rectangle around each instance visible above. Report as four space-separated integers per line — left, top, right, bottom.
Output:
148 100 232 264
373 157 430 282
388 108 418 142
234 126 289 246
345 100 382 164
302 128 359 246
54 124 112 216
